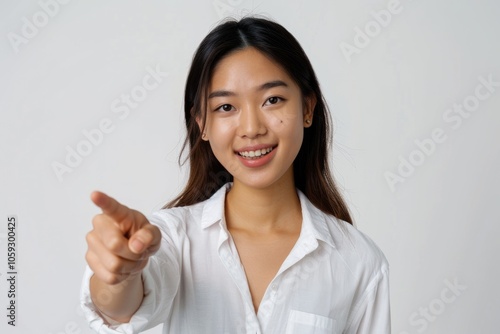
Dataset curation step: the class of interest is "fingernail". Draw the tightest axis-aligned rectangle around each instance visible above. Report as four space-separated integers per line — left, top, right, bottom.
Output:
131 239 145 253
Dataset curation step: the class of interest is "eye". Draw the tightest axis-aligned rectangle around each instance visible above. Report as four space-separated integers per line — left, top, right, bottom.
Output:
215 104 235 112
264 96 283 106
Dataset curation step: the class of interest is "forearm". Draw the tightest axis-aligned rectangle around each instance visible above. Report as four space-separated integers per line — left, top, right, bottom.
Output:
89 273 144 324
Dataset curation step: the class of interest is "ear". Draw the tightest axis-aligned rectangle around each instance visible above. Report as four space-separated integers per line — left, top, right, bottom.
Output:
194 108 208 141
303 94 316 128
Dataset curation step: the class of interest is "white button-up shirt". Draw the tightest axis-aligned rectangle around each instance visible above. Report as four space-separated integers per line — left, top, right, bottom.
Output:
80 183 391 333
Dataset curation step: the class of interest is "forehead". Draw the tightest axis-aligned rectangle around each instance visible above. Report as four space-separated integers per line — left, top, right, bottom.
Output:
209 47 297 91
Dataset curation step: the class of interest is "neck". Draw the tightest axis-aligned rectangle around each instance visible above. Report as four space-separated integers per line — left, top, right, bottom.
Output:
225 173 302 234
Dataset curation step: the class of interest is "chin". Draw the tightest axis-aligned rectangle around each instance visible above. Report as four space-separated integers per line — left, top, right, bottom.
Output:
233 172 292 191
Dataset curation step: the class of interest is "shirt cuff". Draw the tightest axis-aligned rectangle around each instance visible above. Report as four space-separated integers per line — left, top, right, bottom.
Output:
79 260 158 334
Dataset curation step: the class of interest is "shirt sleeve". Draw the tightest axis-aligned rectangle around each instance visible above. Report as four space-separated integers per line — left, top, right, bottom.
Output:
344 266 391 334
80 213 182 334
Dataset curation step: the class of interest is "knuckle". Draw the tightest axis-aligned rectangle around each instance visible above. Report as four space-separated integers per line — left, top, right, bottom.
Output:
125 208 135 222
107 236 123 253
91 214 105 228
85 231 97 245
105 257 122 274
133 210 146 222
85 251 94 266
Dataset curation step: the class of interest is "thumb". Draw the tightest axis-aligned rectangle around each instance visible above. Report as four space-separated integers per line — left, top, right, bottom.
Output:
128 222 161 256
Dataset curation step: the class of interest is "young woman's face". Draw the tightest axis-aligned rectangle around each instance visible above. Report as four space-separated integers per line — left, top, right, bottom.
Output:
199 47 314 190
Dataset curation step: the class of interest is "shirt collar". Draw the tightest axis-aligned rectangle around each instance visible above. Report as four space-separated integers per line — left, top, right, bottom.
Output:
200 182 336 249
200 183 230 229
296 189 336 249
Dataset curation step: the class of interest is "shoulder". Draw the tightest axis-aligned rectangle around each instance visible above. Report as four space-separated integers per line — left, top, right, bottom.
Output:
337 219 388 270
306 199 389 277
299 191 388 273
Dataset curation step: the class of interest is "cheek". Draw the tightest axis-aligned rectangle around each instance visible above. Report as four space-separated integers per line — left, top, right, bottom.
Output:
289 124 305 148
269 118 304 153
266 106 303 136
206 117 236 155
206 116 233 137
207 130 242 176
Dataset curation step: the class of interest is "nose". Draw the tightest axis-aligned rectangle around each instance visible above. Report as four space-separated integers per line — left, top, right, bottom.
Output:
237 105 267 139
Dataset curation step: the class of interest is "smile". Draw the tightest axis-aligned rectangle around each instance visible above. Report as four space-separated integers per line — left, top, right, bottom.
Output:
237 147 274 159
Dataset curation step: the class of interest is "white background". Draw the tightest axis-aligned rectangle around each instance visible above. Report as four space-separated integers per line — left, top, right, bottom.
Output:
1 0 499 333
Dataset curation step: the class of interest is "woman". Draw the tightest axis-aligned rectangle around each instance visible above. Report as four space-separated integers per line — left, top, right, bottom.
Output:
81 16 391 333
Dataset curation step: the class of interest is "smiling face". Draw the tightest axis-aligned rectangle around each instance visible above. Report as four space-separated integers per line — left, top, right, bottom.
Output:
198 47 315 190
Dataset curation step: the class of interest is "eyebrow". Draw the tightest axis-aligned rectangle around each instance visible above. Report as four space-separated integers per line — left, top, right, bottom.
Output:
208 80 289 99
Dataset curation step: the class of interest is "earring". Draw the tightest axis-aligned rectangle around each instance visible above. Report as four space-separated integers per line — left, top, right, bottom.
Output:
202 132 207 139
305 119 311 124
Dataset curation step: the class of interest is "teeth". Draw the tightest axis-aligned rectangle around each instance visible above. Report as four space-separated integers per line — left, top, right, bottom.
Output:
238 147 273 158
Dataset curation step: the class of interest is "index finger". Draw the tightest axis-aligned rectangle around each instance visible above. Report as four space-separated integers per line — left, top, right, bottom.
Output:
91 191 131 223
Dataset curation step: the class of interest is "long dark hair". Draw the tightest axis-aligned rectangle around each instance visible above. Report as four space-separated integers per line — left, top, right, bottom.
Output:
164 16 353 225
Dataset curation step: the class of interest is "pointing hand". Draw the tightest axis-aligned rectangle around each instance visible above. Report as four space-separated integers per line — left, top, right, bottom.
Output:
85 191 161 285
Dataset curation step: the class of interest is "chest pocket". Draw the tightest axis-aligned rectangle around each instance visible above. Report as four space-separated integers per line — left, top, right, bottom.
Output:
285 310 338 334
